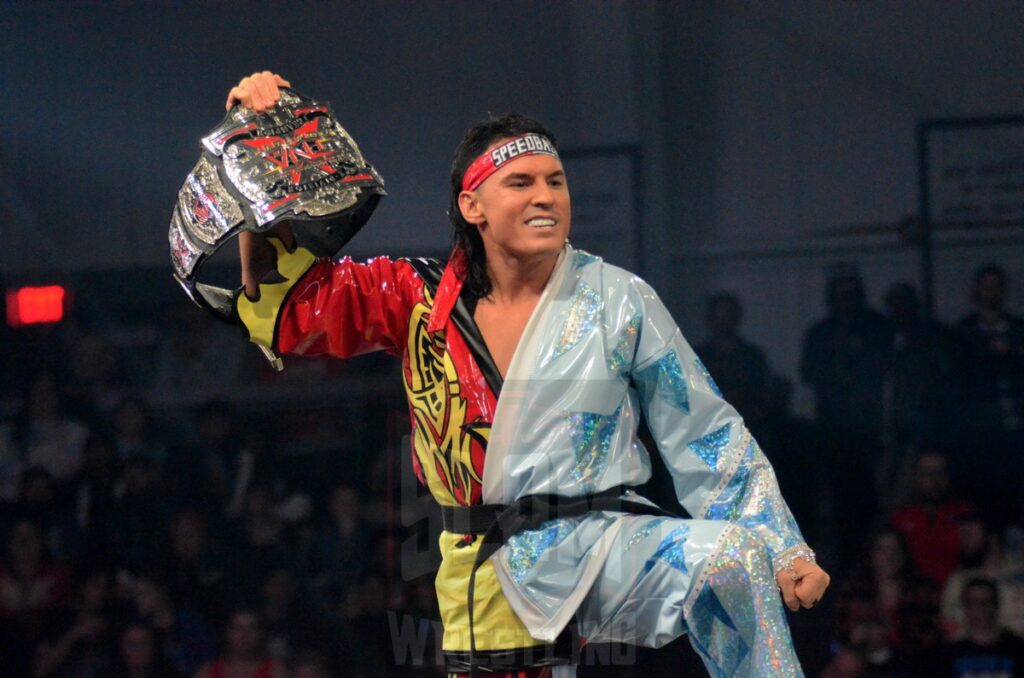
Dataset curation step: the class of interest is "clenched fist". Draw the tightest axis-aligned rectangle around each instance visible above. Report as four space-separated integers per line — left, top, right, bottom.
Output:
225 70 291 112
776 557 830 611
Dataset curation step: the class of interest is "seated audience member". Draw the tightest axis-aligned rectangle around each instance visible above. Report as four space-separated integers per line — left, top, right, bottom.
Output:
889 449 975 588
943 514 1024 640
17 466 80 563
259 568 328 667
0 519 72 673
194 608 287 678
945 577 1024 677
839 527 937 651
118 621 182 678
32 570 115 677
127 573 215 677
303 483 371 600
106 456 169 574
163 510 230 628
0 518 71 622
14 372 89 486
111 395 167 468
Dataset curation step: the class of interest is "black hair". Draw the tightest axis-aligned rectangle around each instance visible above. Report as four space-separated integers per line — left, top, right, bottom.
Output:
962 576 999 609
448 114 558 300
974 263 1007 288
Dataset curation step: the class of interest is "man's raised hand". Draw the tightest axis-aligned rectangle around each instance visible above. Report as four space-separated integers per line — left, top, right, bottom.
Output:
225 71 291 112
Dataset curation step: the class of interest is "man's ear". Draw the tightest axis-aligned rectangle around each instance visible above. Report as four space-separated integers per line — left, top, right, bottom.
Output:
458 191 486 225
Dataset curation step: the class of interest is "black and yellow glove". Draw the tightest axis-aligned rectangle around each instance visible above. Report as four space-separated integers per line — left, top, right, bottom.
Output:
233 236 317 367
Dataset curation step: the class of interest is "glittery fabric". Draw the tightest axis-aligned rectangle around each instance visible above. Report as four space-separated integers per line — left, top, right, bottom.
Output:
546 279 603 363
688 422 732 472
645 524 691 574
608 314 642 376
623 517 667 552
566 403 621 492
504 518 579 584
694 357 723 397
633 350 690 414
684 524 803 677
705 436 805 565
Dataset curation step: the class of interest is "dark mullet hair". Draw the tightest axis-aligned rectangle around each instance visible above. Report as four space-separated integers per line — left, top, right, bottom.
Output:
448 114 558 300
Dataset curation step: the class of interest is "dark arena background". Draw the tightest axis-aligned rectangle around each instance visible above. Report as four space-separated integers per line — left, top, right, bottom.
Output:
2 2 1023 677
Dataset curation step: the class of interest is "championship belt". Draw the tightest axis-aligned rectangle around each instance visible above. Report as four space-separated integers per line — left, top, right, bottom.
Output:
169 87 385 337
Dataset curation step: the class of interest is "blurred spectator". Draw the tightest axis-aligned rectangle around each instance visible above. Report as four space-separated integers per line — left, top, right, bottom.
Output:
882 282 960 455
118 621 182 678
151 306 244 397
171 405 242 512
32 570 115 677
819 644 866 678
304 483 372 600
17 466 80 563
0 519 72 672
227 484 299 600
111 395 167 468
163 510 230 628
0 417 24 502
291 651 332 678
695 293 770 420
943 514 1024 639
955 264 1024 527
106 457 169 574
73 434 121 570
260 568 328 667
801 265 893 560
127 573 215 677
13 372 89 486
195 608 287 678
61 330 125 421
944 577 1024 677
889 450 975 588
838 527 937 652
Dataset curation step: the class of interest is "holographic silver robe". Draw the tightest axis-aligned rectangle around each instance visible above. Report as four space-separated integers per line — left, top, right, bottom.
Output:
485 245 809 676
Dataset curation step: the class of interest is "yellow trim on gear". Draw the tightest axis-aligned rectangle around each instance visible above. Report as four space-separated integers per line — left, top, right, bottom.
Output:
235 237 316 348
436 531 541 651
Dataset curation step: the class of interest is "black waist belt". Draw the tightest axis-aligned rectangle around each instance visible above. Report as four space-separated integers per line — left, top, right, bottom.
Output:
453 485 682 677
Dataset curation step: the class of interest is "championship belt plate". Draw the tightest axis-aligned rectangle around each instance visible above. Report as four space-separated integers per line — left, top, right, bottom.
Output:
169 87 385 325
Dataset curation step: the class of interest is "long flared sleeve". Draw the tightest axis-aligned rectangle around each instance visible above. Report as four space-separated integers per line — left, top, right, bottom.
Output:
234 237 424 359
628 278 811 575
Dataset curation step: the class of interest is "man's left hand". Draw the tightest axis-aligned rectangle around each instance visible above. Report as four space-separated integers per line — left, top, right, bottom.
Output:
776 557 830 611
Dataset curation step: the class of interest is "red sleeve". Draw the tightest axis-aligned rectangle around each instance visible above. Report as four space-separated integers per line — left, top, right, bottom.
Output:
276 256 423 358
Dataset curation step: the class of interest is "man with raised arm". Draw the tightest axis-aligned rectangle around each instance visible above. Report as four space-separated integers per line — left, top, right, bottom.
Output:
220 71 830 677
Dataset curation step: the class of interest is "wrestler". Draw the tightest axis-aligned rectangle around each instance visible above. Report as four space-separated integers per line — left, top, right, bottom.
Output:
222 71 830 677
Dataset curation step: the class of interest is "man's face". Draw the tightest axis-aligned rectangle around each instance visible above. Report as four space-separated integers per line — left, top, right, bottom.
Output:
974 272 1005 312
914 453 949 501
461 146 571 263
962 584 997 629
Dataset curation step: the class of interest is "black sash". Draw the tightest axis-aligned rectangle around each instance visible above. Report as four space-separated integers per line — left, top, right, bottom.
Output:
459 487 682 676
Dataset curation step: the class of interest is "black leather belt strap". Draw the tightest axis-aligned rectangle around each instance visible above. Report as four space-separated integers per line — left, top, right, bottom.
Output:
444 631 574 673
442 503 507 535
462 486 682 677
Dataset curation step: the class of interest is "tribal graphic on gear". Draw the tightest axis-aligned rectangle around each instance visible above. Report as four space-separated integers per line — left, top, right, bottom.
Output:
404 288 490 507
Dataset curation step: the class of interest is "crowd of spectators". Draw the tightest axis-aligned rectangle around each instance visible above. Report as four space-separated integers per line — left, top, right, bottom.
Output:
697 263 1024 677
0 261 1021 677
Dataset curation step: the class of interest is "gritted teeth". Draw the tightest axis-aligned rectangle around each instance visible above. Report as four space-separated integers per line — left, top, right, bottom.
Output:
527 217 556 227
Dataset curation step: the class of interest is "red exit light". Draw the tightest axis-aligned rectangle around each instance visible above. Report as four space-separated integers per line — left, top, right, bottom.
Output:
6 285 67 327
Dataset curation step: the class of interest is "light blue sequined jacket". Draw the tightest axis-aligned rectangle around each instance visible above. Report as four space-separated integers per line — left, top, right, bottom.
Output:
484 244 810 645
